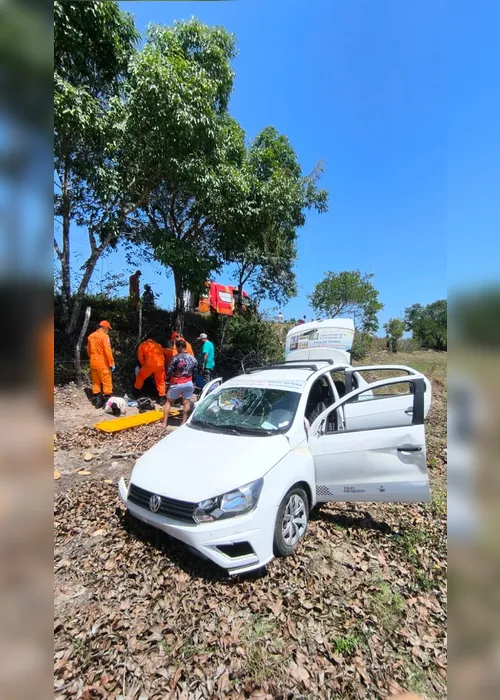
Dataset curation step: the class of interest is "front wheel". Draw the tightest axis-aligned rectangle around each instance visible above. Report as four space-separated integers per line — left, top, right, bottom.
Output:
273 487 309 557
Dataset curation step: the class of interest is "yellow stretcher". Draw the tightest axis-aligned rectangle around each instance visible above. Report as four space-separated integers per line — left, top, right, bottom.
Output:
94 409 179 433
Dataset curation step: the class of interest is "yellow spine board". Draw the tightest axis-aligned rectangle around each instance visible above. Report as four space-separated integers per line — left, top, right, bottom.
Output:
94 409 179 433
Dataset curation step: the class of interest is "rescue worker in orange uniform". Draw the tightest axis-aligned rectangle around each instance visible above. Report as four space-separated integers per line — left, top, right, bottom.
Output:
87 320 115 408
129 270 141 309
134 337 167 405
170 332 194 357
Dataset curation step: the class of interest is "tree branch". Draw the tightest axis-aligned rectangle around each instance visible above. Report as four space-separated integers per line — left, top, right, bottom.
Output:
54 238 63 261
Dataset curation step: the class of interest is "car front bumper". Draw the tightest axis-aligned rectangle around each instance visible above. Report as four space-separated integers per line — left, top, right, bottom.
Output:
118 477 277 575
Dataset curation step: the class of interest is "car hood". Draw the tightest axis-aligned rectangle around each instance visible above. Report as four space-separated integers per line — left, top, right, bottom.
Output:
129 424 290 502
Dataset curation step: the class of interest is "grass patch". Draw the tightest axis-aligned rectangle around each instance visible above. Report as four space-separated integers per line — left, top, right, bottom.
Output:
331 634 359 655
72 637 91 667
242 615 285 682
430 489 447 518
395 526 427 567
370 579 405 633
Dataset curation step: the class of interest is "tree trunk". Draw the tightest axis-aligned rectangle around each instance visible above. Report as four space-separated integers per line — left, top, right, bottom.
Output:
75 306 91 387
173 269 185 335
60 210 71 323
236 270 245 315
137 302 143 344
66 231 111 335
57 163 72 323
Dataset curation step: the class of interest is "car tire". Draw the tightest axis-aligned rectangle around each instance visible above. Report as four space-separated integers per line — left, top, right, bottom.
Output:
273 487 309 557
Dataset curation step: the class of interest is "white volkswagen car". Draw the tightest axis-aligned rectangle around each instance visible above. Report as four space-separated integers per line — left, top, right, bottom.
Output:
119 360 432 575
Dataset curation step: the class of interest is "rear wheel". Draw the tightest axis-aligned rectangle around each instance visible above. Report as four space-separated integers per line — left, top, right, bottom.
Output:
273 487 309 557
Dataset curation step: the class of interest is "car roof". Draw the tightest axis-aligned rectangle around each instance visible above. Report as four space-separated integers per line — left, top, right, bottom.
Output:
223 363 351 392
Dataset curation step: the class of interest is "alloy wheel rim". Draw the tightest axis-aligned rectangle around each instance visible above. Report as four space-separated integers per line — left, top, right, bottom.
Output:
282 494 307 546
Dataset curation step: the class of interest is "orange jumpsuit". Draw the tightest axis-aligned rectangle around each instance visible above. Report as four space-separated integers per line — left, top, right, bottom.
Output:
87 328 114 395
172 338 194 356
135 339 166 396
129 273 140 309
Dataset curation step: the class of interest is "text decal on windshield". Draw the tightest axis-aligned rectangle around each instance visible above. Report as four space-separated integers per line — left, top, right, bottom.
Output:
225 379 305 391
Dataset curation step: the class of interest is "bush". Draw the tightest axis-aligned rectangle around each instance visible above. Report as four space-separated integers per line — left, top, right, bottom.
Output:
215 313 286 377
54 294 215 386
54 294 287 386
350 331 374 361
397 337 419 353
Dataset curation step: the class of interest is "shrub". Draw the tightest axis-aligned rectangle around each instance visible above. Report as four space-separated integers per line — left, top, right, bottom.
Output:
350 331 374 361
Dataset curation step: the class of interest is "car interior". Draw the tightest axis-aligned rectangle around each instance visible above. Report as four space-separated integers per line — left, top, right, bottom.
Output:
305 377 335 423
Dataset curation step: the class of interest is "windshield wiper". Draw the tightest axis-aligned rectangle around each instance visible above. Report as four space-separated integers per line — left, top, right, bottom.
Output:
218 424 275 436
190 420 242 436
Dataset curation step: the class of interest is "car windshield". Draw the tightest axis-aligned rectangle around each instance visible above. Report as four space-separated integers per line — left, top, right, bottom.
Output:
190 386 301 435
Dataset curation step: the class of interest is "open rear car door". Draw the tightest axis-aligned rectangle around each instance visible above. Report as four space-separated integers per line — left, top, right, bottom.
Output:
309 375 431 503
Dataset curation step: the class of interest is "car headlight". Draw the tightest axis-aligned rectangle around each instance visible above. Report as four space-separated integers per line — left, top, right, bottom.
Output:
193 478 264 523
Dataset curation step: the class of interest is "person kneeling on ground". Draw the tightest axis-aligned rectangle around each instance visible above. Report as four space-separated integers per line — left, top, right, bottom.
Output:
162 339 198 428
134 336 167 406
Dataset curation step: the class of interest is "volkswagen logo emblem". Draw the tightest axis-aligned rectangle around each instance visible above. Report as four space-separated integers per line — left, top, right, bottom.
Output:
149 494 162 513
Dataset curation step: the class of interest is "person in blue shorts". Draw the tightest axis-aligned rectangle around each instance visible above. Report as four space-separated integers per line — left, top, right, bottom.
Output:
162 339 198 427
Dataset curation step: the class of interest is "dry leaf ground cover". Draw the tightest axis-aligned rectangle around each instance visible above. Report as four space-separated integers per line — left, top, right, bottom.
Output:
54 351 447 699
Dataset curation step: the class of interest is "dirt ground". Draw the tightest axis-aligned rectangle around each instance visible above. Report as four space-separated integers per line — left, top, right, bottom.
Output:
54 351 447 699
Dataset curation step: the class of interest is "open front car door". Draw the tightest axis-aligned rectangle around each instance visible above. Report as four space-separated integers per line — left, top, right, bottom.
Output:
309 375 431 503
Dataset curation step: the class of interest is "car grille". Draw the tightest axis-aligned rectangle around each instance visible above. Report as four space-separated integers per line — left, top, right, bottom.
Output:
128 483 197 523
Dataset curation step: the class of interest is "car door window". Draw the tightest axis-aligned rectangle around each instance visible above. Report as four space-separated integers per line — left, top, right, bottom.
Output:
324 377 424 434
305 376 335 423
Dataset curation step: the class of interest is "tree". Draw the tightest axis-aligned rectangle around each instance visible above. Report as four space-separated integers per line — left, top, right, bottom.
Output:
228 128 328 311
384 318 405 353
54 1 139 326
309 270 384 332
404 300 447 350
122 21 246 333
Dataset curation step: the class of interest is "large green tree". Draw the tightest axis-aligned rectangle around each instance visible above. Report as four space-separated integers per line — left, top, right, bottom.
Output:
404 299 447 350
309 270 384 332
124 20 243 332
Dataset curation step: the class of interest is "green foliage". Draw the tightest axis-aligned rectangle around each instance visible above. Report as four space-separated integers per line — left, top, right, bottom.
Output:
331 635 359 655
228 129 328 308
54 1 140 330
384 317 406 353
350 331 374 361
124 21 245 328
404 300 447 350
215 313 286 378
397 337 419 353
308 270 383 332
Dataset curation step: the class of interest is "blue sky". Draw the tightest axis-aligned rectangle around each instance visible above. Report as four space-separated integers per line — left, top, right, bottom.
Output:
64 0 457 326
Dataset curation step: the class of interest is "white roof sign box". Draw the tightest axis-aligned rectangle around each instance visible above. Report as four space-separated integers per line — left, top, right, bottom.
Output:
285 318 355 364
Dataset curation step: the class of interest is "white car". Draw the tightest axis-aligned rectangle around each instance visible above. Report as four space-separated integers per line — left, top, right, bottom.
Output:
119 360 432 575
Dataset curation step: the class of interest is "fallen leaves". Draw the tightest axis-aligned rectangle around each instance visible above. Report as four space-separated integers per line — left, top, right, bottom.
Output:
54 470 61 480
53 361 447 699
83 453 94 462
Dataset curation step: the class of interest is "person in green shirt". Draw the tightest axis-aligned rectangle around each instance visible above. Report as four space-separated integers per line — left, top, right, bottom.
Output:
196 333 215 381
